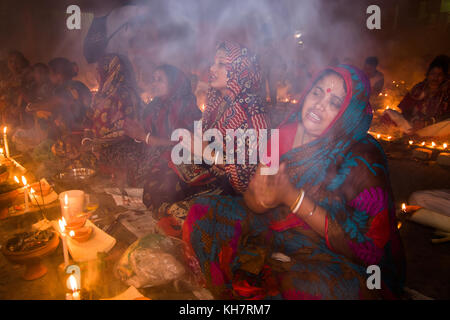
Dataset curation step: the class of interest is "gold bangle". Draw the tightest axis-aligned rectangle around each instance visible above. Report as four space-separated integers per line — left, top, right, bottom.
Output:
290 189 305 213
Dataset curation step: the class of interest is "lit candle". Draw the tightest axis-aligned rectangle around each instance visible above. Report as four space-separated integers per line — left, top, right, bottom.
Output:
443 143 448 149
3 127 10 158
401 203 406 213
408 140 413 145
377 134 381 139
21 176 29 212
29 187 40 206
387 136 392 141
421 141 425 146
66 274 81 300
431 142 436 148
58 217 70 268
62 194 70 221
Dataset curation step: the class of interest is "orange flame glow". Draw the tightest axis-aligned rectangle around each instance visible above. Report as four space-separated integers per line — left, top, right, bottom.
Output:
69 274 78 292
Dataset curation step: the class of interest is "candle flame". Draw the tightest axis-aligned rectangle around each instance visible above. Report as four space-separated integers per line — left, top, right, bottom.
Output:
69 230 75 237
3 127 6 134
21 176 27 186
401 203 406 211
444 143 448 149
421 141 425 146
377 134 381 139
409 140 413 145
14 176 19 183
69 274 78 292
387 136 392 140
431 141 436 147
64 194 68 206
384 93 388 96
397 221 402 229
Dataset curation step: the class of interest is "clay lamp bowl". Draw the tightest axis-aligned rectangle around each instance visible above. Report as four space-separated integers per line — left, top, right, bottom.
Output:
1 231 60 280
29 181 52 197
68 226 92 243
65 215 88 231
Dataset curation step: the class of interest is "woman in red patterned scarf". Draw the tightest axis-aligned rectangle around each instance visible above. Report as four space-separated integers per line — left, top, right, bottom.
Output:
174 40 269 194
155 41 269 238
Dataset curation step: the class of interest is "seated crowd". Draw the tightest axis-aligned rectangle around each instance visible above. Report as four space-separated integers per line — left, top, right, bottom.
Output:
0 44 448 299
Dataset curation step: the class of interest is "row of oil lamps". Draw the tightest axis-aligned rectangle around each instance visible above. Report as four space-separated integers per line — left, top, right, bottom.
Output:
368 131 448 151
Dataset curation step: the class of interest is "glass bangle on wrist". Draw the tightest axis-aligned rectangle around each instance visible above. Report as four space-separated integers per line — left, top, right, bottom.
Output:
290 189 305 214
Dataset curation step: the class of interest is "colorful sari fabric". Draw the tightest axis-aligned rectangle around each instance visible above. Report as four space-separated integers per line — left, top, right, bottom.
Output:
398 79 449 128
90 54 141 172
53 80 92 134
183 65 405 300
124 65 203 209
50 80 94 170
200 40 268 194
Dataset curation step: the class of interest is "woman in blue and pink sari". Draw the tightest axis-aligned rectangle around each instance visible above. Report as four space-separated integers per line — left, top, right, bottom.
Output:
182 65 405 299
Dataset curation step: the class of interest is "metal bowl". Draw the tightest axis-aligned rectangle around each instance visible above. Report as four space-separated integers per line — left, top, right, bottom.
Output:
54 168 96 187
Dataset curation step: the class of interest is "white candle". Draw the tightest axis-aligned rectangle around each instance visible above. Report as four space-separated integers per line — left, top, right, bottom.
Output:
62 194 70 221
3 127 10 158
21 176 29 212
29 188 38 206
58 218 70 268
